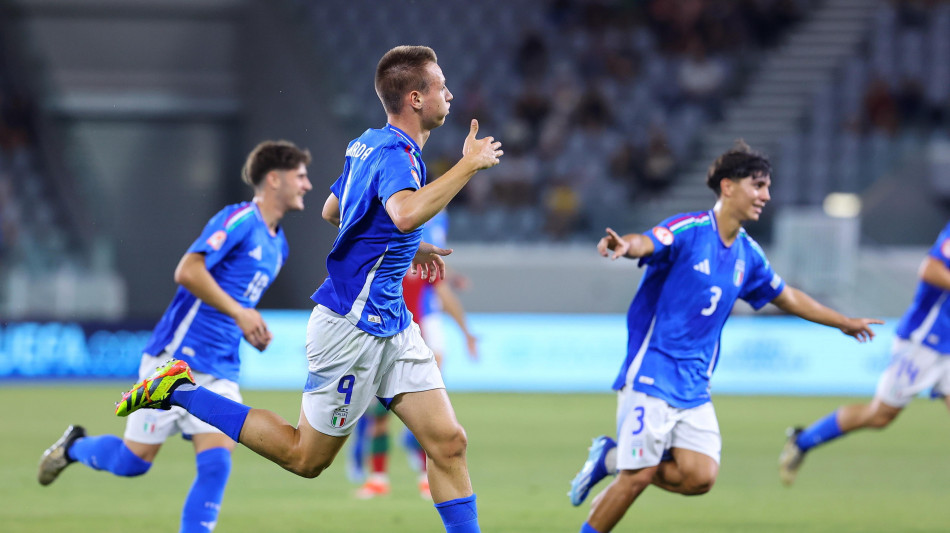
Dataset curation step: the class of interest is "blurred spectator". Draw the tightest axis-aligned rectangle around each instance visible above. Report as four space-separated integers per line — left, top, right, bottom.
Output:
515 30 549 81
863 76 900 134
0 172 19 261
542 177 582 240
677 37 727 118
897 78 926 126
609 141 641 201
572 85 612 130
452 78 494 131
512 81 552 149
638 126 677 195
895 0 930 28
490 124 539 209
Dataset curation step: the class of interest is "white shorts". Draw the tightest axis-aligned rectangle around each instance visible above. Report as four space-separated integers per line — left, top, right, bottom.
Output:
615 388 722 470
301 305 444 437
875 338 950 407
420 313 446 353
123 354 241 445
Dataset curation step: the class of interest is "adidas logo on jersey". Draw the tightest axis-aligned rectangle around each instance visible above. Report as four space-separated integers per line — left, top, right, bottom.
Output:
693 259 710 275
248 246 263 261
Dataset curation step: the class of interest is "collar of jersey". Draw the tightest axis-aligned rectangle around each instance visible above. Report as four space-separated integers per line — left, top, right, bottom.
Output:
386 124 421 154
250 199 279 237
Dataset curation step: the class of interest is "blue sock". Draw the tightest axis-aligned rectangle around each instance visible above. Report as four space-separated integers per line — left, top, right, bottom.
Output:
796 410 844 452
170 386 250 443
435 494 479 532
68 435 151 476
181 448 232 533
580 523 602 533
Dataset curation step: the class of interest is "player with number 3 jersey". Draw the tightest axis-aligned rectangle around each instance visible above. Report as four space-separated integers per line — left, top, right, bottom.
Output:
568 141 883 533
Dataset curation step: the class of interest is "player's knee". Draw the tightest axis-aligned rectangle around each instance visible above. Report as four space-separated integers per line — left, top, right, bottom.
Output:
616 468 655 494
868 412 897 429
866 404 900 429
276 443 335 479
427 422 468 465
289 455 334 479
683 475 716 495
680 463 718 495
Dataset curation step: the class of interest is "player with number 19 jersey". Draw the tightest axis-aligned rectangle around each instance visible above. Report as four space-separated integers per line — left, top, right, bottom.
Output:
311 124 426 337
143 202 288 382
616 210 786 408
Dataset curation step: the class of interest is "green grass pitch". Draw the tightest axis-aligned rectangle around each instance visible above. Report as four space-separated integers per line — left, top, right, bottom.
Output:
2 385 948 532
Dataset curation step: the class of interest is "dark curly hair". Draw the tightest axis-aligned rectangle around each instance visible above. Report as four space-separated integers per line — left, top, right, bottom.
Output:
706 140 771 196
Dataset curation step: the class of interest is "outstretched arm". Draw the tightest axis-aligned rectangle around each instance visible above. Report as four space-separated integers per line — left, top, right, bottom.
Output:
771 286 883 342
434 280 478 359
174 253 272 350
597 227 655 260
385 120 503 232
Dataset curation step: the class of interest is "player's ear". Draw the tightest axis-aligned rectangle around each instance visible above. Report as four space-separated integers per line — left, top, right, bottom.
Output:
408 90 423 111
265 170 281 189
719 177 733 197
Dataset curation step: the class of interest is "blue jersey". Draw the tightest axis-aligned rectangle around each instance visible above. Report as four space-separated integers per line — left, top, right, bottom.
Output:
312 124 426 337
895 221 950 353
143 202 289 381
614 210 786 408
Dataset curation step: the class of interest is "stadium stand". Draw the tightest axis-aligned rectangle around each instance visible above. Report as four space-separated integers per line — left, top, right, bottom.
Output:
0 40 124 319
294 0 819 242
774 0 950 207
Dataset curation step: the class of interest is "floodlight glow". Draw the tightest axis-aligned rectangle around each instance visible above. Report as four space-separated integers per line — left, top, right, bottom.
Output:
822 192 861 218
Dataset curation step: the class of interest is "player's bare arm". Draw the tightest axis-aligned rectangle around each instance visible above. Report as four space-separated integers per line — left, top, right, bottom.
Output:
770 286 883 342
322 193 341 228
435 281 479 359
597 227 655 260
410 241 452 282
385 120 502 232
919 256 950 291
174 252 272 350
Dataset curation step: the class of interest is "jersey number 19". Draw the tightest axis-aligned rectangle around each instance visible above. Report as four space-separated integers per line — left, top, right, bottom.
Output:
244 271 270 304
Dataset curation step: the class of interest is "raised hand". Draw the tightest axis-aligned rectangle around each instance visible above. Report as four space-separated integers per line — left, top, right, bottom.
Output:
597 227 630 260
462 119 503 170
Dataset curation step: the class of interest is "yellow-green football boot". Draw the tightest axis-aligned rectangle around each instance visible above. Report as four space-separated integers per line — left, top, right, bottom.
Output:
115 359 195 417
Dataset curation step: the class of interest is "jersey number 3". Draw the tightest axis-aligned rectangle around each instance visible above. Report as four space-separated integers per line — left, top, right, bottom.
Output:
700 286 722 316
